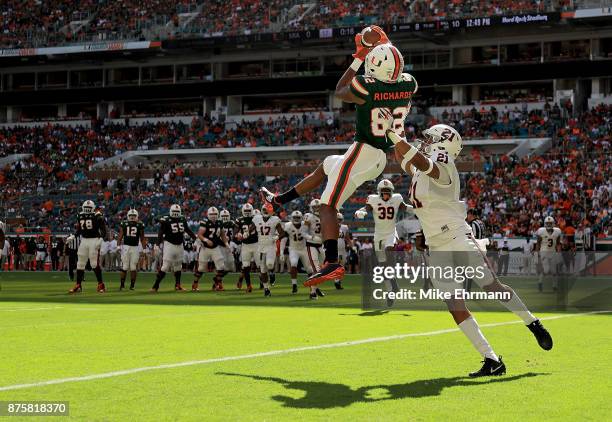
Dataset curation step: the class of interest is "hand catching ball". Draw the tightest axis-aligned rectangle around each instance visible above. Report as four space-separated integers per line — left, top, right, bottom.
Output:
361 27 382 47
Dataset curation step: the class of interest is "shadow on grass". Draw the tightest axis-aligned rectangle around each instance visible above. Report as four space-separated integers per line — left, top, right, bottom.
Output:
217 372 549 409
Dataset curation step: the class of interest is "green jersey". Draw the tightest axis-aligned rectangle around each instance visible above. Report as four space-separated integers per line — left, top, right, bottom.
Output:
349 73 418 151
158 215 189 246
120 220 144 247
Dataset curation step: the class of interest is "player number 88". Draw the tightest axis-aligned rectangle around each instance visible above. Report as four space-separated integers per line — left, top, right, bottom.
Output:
370 106 409 137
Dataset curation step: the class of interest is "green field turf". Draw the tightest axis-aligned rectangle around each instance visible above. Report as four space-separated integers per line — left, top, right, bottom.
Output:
0 271 610 421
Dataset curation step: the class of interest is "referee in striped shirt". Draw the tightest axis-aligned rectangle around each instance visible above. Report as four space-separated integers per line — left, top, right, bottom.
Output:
466 208 487 291
64 234 79 282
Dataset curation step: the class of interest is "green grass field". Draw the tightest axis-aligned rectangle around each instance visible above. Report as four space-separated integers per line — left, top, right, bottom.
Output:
0 271 610 421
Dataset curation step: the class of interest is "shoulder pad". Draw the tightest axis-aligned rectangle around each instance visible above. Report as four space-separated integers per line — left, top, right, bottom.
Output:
400 73 418 93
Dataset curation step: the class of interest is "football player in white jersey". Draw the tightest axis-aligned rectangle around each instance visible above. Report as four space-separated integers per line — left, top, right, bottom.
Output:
335 212 352 290
535 216 563 292
281 210 318 296
303 199 327 296
355 179 410 262
253 204 284 297
388 123 553 377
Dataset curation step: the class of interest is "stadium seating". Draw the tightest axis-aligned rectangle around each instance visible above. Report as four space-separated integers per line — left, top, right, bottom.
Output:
0 0 570 48
1 104 609 238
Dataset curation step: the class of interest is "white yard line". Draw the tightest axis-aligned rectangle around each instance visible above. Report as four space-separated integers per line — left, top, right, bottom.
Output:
0 310 608 392
0 306 63 312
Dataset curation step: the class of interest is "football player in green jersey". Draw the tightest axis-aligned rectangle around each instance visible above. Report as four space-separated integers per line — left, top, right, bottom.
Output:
261 25 417 287
118 209 146 290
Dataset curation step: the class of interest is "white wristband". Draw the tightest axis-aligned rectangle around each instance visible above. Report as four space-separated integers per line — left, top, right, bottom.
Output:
350 58 363 71
424 157 434 174
400 144 418 170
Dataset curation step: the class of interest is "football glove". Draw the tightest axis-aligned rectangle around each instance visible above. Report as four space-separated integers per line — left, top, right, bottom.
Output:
354 210 367 219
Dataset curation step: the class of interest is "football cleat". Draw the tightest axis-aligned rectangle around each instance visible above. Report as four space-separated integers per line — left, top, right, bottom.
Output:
246 285 253 293
149 287 158 293
315 288 325 297
309 292 318 300
527 320 553 350
119 283 125 291
68 284 82 294
292 284 298 294
217 282 225 291
334 281 344 290
129 282 135 290
175 284 186 292
236 280 243 290
264 288 271 297
304 262 345 287
97 282 106 293
191 282 199 292
469 356 506 378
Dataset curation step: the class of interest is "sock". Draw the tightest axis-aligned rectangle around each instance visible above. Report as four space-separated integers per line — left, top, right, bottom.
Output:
153 271 165 289
269 272 275 283
120 271 126 287
174 271 182 285
276 187 299 204
76 269 84 284
501 288 537 324
291 279 297 285
244 271 251 286
323 239 338 263
458 316 499 362
193 271 202 282
93 267 103 283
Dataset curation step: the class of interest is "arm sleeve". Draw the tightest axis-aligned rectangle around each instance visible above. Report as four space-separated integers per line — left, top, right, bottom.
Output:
349 75 370 101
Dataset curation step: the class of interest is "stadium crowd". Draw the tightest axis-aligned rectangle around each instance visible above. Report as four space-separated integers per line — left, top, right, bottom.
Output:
1 104 609 241
1 0 570 48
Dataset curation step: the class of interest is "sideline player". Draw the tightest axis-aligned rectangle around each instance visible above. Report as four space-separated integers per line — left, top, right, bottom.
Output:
253 204 284 297
118 209 146 290
192 207 228 291
354 179 410 262
261 26 417 288
335 212 352 289
535 216 563 292
236 203 258 292
389 123 553 377
69 200 108 293
151 204 197 292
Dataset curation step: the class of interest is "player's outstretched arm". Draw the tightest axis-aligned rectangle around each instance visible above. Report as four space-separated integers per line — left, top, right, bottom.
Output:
354 204 372 219
335 30 376 104
387 130 442 180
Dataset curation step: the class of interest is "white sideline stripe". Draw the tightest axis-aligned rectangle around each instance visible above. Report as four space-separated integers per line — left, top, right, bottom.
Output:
0 306 63 312
0 310 608 392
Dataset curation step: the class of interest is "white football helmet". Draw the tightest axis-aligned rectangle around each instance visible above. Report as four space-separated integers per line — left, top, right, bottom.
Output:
365 43 404 83
242 203 254 217
337 212 344 223
208 207 219 222
419 124 462 159
82 200 95 214
170 204 182 218
127 209 138 222
544 216 555 229
309 199 321 216
377 179 394 199
220 209 231 223
291 210 303 224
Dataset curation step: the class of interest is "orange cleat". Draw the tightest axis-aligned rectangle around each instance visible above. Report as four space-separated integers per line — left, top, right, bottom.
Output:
303 262 345 287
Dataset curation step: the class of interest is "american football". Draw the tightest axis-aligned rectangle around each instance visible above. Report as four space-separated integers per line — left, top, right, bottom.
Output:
0 1 610 421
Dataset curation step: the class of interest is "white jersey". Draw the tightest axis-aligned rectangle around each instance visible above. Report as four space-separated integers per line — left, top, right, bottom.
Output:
536 227 562 252
366 193 404 235
284 222 308 250
408 152 471 246
304 213 322 245
253 215 281 246
338 224 350 251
